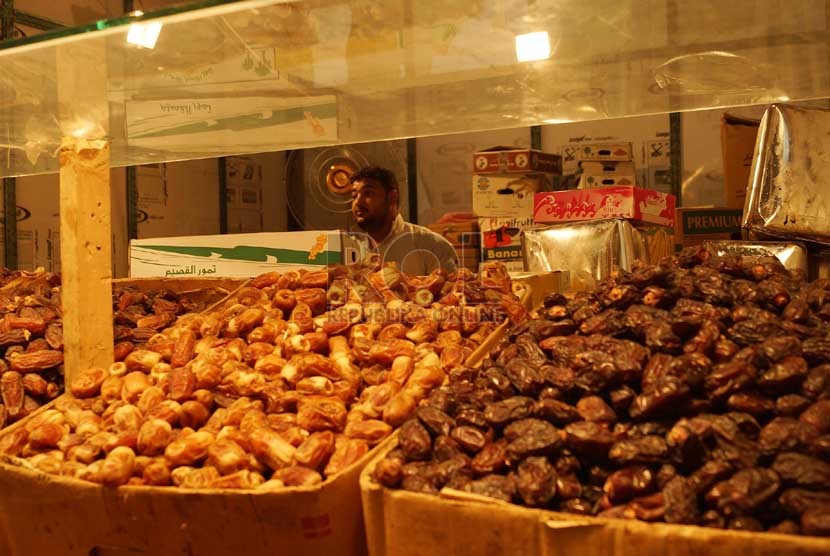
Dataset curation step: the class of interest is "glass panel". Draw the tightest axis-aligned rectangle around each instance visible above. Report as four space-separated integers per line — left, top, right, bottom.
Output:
0 0 828 178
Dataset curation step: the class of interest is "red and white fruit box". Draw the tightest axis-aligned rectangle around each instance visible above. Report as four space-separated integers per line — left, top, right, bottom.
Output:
533 186 676 228
473 147 562 175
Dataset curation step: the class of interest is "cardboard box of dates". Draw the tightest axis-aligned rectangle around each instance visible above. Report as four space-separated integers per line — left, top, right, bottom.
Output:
0 271 246 431
0 263 528 556
362 248 830 556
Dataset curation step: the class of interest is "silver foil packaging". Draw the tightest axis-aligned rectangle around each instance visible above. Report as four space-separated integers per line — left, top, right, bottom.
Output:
703 240 808 276
744 103 830 244
522 219 654 291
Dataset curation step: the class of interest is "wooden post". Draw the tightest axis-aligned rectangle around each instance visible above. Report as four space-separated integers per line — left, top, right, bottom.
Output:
59 139 114 385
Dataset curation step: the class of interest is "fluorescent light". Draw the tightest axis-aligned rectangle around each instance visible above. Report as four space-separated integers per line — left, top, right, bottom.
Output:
515 31 551 63
127 21 162 49
543 118 572 124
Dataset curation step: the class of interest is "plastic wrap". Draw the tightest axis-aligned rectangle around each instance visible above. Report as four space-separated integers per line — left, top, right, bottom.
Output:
744 103 830 244
521 219 647 291
702 240 808 276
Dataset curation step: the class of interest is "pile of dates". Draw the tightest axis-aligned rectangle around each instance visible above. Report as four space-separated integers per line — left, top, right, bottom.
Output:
375 248 830 537
0 263 524 490
0 269 214 427
0 270 64 426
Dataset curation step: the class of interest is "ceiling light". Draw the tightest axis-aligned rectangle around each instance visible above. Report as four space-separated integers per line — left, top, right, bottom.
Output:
542 118 572 124
127 21 162 49
515 31 551 63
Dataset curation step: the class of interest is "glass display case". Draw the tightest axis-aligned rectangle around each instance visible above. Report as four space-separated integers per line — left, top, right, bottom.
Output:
1 0 829 178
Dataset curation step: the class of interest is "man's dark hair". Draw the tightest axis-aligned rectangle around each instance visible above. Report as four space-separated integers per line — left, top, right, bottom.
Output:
350 166 399 193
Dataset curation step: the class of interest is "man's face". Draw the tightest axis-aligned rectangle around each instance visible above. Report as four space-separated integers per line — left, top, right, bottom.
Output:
352 178 394 231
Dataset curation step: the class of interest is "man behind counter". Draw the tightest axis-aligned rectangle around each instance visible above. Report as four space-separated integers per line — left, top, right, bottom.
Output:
350 166 458 275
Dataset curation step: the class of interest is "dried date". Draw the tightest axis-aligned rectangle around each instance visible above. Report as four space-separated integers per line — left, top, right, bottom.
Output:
564 421 615 460
705 468 781 516
516 457 557 506
463 474 516 502
799 400 830 433
416 406 456 437
450 426 488 454
483 397 534 428
608 436 668 465
662 476 700 524
772 452 830 488
399 420 432 461
503 418 561 459
603 465 654 505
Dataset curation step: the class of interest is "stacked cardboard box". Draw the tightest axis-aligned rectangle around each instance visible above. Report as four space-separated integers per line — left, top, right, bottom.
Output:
427 219 480 273
577 142 636 189
472 147 562 272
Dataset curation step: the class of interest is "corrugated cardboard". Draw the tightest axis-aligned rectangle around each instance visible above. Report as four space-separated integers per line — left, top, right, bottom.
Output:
473 147 562 175
580 161 636 175
427 220 480 246
577 142 633 161
510 271 567 309
0 301 513 556
130 231 342 278
361 438 830 556
578 174 637 189
635 224 676 263
0 430 373 556
676 207 743 247
479 216 534 265
473 174 550 219
458 251 481 273
533 187 676 227
721 113 760 209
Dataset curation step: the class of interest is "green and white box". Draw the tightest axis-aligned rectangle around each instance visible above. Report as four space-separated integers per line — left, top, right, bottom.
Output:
130 231 342 278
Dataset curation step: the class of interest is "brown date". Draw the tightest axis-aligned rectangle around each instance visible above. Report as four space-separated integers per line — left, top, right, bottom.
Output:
516 456 557 506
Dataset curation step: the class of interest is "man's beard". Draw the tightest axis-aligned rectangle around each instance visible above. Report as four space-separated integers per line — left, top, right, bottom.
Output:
355 214 385 236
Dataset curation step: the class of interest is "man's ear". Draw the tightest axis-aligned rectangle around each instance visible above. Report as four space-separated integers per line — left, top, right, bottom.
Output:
388 189 399 208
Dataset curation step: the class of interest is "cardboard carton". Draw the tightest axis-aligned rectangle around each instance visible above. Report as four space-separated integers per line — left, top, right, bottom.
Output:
721 113 760 209
510 271 568 309
578 174 637 189
130 231 342 278
473 147 562 175
361 438 830 556
0 310 513 556
675 207 743 247
533 186 675 227
0 396 372 556
427 220 480 246
478 216 534 265
472 174 550 219
577 142 633 161
635 223 676 262
580 160 636 175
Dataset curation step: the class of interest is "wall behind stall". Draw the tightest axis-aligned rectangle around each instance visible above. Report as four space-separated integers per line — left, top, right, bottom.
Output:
228 152 287 234
256 152 287 232
5 170 128 277
137 159 220 239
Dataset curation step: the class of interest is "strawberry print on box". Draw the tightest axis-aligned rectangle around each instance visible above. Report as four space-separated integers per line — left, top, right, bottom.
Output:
533 186 675 227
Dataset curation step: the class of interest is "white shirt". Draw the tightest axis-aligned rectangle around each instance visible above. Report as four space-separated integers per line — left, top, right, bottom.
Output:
374 214 459 275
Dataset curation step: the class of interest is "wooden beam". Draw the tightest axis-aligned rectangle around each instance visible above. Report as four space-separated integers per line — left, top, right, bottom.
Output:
59 139 114 385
